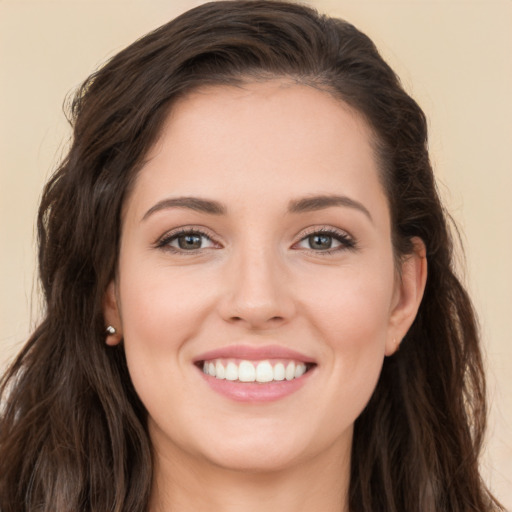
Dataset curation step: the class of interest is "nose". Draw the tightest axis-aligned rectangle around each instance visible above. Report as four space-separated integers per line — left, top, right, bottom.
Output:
217 246 296 330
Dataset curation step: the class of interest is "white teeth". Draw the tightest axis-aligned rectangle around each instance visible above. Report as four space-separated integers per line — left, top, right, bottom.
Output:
201 359 311 383
285 362 296 381
238 361 256 382
225 362 239 381
215 361 225 379
273 362 285 381
255 361 273 383
295 363 306 378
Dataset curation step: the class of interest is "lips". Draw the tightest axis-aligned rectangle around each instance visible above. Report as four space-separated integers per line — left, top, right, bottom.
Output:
194 345 317 402
194 344 316 364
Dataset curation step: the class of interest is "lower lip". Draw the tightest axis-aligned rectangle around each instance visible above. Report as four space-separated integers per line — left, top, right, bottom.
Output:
198 366 315 403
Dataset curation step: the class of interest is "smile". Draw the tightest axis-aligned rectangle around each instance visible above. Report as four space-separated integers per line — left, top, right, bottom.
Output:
194 345 317 402
201 359 311 383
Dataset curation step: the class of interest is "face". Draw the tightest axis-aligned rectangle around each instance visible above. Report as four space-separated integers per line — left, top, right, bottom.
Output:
104 81 425 473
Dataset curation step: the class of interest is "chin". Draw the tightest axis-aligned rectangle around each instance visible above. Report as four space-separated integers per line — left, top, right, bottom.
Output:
150 414 322 473
194 416 351 474
200 438 309 474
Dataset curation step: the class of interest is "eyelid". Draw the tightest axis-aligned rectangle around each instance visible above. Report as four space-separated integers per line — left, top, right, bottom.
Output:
292 225 357 253
298 225 352 238
154 225 222 252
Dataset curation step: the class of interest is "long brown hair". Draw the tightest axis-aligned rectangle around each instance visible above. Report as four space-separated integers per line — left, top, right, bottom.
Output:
0 2 503 511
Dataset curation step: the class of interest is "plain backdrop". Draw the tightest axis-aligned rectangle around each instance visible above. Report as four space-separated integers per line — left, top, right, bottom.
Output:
1 0 511 506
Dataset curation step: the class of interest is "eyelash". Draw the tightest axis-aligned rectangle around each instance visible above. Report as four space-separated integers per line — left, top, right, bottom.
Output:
155 226 357 255
294 227 357 255
155 228 219 255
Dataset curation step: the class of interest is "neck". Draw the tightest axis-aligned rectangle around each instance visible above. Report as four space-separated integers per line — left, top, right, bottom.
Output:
149 437 351 512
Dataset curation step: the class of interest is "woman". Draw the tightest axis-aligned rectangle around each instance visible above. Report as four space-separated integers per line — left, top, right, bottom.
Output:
0 1 503 511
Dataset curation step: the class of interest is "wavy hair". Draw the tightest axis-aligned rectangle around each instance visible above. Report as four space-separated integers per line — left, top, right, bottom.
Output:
0 1 503 510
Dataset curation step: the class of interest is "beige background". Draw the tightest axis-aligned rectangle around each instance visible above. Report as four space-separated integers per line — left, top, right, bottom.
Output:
1 0 510 506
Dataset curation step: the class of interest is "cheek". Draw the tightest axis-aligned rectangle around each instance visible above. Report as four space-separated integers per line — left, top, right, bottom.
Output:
300 259 395 345
297 261 395 408
115 259 215 431
118 258 213 351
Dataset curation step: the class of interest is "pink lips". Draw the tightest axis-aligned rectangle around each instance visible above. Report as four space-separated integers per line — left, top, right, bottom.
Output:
194 344 316 364
194 344 316 403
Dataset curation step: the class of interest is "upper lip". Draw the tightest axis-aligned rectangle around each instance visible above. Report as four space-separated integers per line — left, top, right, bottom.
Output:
194 344 316 364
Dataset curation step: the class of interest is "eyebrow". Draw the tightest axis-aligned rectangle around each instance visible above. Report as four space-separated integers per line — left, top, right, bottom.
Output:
142 194 372 222
142 196 226 221
288 194 373 222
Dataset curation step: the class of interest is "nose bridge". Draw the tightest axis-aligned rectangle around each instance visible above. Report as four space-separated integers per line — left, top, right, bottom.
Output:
220 235 294 328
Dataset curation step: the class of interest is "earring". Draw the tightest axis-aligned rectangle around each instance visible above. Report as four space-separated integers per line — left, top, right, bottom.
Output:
106 325 117 335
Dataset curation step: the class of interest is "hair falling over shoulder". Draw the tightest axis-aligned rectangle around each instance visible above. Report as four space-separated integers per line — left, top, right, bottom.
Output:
0 1 504 511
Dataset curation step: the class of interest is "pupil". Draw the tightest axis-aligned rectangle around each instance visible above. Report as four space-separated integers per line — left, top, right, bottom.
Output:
179 234 202 250
309 234 332 250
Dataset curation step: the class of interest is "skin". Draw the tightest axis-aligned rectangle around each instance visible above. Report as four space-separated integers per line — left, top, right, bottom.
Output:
104 81 427 512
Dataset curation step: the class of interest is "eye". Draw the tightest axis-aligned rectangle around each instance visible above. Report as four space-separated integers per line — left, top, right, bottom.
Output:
156 229 218 252
294 228 356 253
304 233 338 251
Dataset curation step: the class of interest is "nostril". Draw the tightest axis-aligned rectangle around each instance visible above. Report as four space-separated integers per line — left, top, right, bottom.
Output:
229 315 284 324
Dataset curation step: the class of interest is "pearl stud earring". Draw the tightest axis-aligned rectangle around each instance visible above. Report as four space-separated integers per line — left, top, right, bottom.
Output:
106 325 117 335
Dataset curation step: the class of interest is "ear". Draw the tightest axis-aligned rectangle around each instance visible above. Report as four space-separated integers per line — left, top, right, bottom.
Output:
103 280 123 346
385 237 427 356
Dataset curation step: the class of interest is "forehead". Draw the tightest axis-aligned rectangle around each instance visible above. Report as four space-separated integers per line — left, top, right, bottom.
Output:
126 81 386 220
153 80 376 160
